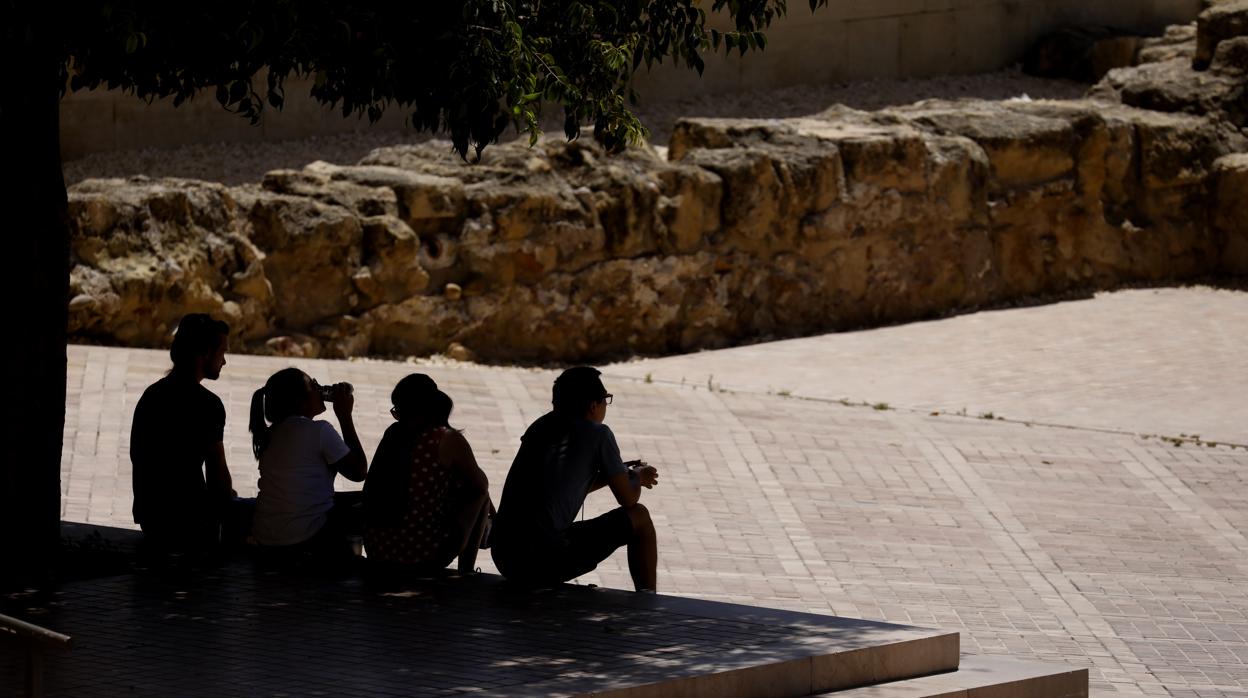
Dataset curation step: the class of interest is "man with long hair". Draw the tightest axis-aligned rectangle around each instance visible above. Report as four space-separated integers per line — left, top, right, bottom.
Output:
130 313 236 551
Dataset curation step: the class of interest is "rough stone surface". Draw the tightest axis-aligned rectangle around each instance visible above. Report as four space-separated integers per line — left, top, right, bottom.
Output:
1138 23 1198 65
66 97 1247 362
1093 9 1248 128
67 178 271 346
1023 26 1142 82
1195 0 1248 69
1093 56 1248 126
1213 153 1248 273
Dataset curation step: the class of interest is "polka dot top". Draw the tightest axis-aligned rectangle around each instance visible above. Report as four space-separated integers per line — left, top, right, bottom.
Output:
365 426 453 566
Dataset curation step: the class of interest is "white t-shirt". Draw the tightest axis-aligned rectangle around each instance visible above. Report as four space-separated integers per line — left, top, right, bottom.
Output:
252 417 351 546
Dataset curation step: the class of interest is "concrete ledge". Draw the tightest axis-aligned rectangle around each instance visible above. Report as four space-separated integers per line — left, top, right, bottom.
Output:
494 589 960 697
825 656 1088 697
0 557 957 697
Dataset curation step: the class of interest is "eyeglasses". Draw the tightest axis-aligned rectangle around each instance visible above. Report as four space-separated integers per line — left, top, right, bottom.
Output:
390 406 400 419
601 394 613 405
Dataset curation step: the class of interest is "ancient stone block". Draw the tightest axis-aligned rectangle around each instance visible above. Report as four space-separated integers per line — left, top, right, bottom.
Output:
356 215 430 305
262 167 398 218
241 190 363 327
64 77 1248 363
1195 0 1248 69
1138 23 1198 65
655 164 722 254
1213 154 1248 272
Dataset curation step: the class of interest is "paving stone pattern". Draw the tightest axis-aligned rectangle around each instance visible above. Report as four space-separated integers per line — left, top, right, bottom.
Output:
57 287 1248 696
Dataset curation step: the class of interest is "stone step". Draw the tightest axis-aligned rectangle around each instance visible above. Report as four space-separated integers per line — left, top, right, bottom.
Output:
498 590 962 697
19 529 965 698
821 655 1088 698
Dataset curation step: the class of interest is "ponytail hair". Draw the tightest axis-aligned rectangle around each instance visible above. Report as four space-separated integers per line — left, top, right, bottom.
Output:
249 367 309 459
249 388 269 460
426 390 454 430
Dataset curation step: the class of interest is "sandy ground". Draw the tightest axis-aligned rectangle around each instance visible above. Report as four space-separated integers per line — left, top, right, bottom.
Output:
62 69 1086 186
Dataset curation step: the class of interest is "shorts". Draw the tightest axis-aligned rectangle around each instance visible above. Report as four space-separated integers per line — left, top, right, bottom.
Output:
492 507 634 585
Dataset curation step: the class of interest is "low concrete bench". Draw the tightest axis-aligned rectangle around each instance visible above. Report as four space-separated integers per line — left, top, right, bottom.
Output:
0 613 73 698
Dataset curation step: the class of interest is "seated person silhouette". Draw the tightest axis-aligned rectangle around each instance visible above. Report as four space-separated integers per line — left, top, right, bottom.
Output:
131 313 238 552
491 366 660 592
364 374 492 575
249 368 367 558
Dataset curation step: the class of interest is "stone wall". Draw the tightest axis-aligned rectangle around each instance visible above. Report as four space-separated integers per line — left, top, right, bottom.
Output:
66 97 1247 363
59 0 1200 159
68 2 1248 364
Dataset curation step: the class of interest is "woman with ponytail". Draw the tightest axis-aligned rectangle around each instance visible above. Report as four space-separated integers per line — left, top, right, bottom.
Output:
249 368 368 554
364 374 492 574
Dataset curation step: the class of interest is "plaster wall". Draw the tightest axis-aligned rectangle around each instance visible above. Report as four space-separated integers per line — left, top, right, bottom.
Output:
59 0 1201 159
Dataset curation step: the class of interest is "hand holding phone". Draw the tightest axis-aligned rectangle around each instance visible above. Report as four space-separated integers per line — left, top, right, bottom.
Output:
626 460 659 488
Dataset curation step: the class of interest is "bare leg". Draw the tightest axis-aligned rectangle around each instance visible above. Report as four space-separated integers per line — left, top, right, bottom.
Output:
452 491 491 574
625 504 657 592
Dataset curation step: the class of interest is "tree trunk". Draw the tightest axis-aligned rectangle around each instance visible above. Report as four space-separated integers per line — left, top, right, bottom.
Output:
1 10 69 588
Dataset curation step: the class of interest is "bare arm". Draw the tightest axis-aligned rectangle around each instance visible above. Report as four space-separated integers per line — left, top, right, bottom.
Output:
330 388 368 482
588 471 609 493
441 430 489 494
605 462 658 508
606 471 639 507
205 441 236 499
606 464 663 506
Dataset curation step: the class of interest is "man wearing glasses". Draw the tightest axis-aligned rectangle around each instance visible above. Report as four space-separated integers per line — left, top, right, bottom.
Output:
491 366 660 592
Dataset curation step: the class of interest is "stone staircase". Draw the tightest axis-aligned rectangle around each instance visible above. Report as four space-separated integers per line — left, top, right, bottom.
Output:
569 591 1088 698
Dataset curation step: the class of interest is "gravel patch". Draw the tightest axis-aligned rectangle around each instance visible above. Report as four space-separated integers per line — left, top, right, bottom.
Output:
63 68 1087 186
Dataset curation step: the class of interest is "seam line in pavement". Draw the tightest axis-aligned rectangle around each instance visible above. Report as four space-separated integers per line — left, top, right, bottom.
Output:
604 374 1248 451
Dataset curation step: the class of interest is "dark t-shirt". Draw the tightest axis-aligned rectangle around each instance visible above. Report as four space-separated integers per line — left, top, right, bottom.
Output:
492 412 627 552
130 374 226 536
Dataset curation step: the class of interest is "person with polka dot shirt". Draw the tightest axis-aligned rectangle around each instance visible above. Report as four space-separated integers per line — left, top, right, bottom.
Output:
364 374 492 574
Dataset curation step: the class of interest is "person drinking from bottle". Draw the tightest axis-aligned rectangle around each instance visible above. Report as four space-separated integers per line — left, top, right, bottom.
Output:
249 368 368 557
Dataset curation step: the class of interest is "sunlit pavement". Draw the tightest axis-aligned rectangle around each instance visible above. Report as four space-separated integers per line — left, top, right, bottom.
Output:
60 287 1248 695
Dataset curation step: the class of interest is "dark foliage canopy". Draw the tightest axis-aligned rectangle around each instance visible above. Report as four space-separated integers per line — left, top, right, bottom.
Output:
51 0 827 158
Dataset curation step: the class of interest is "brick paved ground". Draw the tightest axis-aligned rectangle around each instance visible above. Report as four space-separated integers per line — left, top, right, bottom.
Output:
60 287 1248 696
